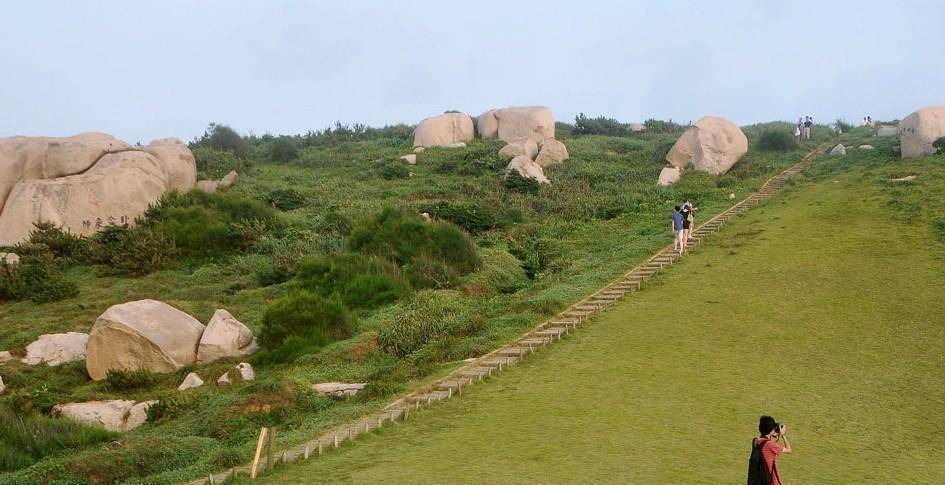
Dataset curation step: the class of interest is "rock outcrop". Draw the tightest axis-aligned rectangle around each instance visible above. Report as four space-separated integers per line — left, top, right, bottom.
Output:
22 332 89 366
498 139 539 160
0 135 196 245
629 123 646 132
196 309 258 364
900 106 945 158
507 155 550 184
312 382 366 398
534 139 569 167
413 113 475 148
400 154 417 165
666 116 748 175
85 299 206 380
53 399 157 432
216 362 254 386
479 107 555 144
658 167 682 186
830 144 847 156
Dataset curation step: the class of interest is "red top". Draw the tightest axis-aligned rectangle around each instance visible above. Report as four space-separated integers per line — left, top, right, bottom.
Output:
753 438 783 485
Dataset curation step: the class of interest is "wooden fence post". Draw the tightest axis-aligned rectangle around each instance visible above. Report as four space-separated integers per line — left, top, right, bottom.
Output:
250 427 268 479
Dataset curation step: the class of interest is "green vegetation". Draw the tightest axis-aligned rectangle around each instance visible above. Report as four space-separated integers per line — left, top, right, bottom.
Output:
0 118 838 483
260 145 945 483
0 408 116 473
757 127 798 151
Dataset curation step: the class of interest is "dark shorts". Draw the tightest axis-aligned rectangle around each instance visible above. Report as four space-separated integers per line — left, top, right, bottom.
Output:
683 220 692 229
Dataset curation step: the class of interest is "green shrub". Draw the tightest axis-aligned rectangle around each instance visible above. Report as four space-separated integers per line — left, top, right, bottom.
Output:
573 113 632 136
315 210 353 235
294 253 409 309
192 146 252 180
405 254 459 289
191 122 249 157
268 137 299 162
644 118 686 134
758 129 798 151
262 188 306 211
0 408 117 472
933 137 945 153
259 291 354 353
835 118 854 134
932 217 945 242
104 369 156 391
15 221 88 260
504 170 541 195
253 256 297 286
0 254 78 303
508 230 558 279
420 201 521 234
378 292 468 357
88 224 176 276
375 160 411 180
463 247 530 294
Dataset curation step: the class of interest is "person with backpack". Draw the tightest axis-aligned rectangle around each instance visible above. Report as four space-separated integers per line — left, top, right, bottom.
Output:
671 205 685 254
802 116 813 141
748 415 793 485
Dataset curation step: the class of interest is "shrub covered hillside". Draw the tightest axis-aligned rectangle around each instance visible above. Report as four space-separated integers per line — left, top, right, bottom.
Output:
0 119 832 483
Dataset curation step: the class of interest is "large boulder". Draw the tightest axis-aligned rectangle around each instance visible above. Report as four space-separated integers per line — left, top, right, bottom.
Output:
534 139 569 167
412 113 475 148
0 137 196 245
483 106 555 144
85 299 206 380
665 116 748 175
52 399 157 432
196 309 258 364
658 167 682 186
498 139 539 160
507 155 550 184
900 106 945 158
22 332 89 366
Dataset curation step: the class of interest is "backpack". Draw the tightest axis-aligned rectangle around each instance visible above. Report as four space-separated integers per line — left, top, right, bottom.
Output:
747 439 772 485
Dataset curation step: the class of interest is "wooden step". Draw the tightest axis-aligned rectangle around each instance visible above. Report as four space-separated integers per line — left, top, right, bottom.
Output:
480 357 518 368
535 328 567 339
457 367 493 379
518 337 552 347
496 347 531 357
551 318 580 327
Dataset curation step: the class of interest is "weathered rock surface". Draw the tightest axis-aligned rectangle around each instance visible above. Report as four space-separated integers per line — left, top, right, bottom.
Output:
0 136 196 245
859 145 875 150
507 155 550 184
196 309 258 364
177 372 204 391
876 126 899 137
658 167 682 186
900 106 945 158
195 170 238 193
498 139 539 160
830 144 847 156
312 382 367 397
218 170 238 189
236 362 254 381
22 332 89 366
666 116 748 175
400 154 417 165
413 113 475 148
483 106 555 144
443 142 467 148
53 399 157 432
0 252 18 266
629 123 646 132
217 362 254 386
0 351 12 364
85 299 206 380
413 146 425 154
0 376 5 394
535 139 569 167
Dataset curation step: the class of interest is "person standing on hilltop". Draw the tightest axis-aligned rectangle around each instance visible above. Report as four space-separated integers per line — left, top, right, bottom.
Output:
795 117 803 142
747 415 793 485
671 206 686 254
803 116 813 141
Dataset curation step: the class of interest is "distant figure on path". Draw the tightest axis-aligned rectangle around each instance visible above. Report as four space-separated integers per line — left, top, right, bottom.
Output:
681 200 697 241
671 206 685 254
795 117 803 142
747 415 792 485
803 116 813 141
867 115 873 127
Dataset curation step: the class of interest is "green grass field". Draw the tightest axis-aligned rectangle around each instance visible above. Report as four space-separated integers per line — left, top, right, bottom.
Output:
259 149 945 483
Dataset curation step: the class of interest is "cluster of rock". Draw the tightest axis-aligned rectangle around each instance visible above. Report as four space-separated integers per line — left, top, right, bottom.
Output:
86 301 257 380
409 106 569 184
0 133 197 245
659 116 748 186
899 105 945 158
196 170 239 193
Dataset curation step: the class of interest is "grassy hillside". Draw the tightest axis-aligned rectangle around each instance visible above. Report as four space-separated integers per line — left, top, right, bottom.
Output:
0 120 830 483
258 129 945 484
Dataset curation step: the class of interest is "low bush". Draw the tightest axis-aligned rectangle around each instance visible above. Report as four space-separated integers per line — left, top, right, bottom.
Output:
192 146 252 180
508 229 558 279
104 369 156 391
375 160 411 180
377 292 468 357
191 122 249 158
293 253 409 309
268 137 299 163
15 222 88 260
758 129 799 151
420 201 522 234
933 137 945 153
262 188 306 211
258 291 354 355
573 113 632 136
404 253 459 289
504 170 541 195
0 254 78 303
0 408 117 473
87 224 176 276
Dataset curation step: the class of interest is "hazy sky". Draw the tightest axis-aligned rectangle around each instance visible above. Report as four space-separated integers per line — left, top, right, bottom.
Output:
3 1 943 143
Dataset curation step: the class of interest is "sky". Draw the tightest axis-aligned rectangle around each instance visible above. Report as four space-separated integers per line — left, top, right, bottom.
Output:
2 0 944 143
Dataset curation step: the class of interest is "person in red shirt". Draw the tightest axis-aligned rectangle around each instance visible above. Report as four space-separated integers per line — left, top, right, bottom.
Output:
751 415 793 485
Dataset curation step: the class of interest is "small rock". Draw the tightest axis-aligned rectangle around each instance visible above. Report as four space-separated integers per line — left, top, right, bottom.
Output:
829 144 847 156
413 147 425 154
858 145 875 150
890 175 916 182
236 362 254 381
0 253 20 266
443 142 467 149
53 399 157 432
217 372 232 387
177 372 204 391
0 351 12 365
312 382 367 398
629 123 646 132
22 332 89 366
196 180 219 193
400 154 417 165
420 212 432 222
658 167 682 187
729 193 736 199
